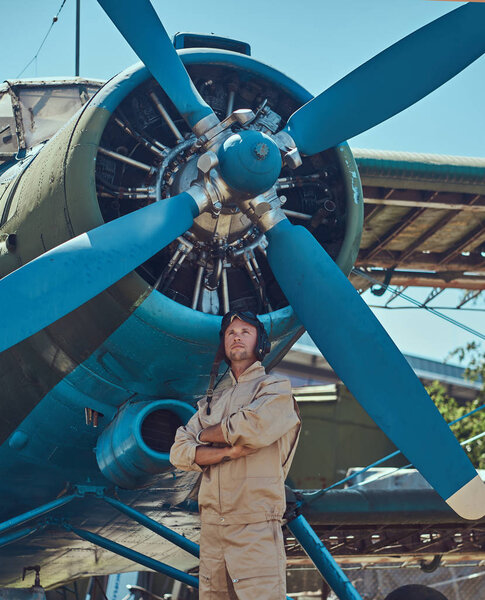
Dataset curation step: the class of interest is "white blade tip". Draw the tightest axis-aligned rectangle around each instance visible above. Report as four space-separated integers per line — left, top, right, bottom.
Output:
446 474 485 520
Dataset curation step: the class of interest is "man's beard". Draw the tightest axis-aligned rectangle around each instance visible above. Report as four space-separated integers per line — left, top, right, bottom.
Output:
228 347 250 361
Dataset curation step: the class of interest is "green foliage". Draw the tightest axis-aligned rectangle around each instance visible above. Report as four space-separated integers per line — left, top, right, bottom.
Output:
425 342 485 469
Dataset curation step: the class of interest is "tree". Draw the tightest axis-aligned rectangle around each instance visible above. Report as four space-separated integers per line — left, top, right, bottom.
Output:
425 342 485 470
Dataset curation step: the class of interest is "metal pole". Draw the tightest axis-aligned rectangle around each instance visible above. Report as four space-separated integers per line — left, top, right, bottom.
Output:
101 495 199 558
0 494 77 535
287 514 363 600
0 525 39 548
66 525 199 588
75 0 80 76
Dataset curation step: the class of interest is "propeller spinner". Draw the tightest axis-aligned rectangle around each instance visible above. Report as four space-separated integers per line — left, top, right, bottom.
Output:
1 0 484 518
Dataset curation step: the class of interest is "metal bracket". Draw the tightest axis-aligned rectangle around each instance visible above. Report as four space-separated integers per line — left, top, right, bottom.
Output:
198 109 255 147
74 485 107 497
239 188 287 232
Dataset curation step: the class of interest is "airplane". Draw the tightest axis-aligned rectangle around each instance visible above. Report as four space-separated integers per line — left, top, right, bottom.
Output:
0 2 485 599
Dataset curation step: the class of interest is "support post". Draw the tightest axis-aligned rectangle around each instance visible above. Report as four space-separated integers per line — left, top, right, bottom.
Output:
65 524 199 588
0 494 77 535
101 495 199 558
287 514 363 600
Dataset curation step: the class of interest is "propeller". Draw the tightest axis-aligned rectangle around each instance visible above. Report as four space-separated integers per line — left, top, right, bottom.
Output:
266 220 485 519
0 192 201 354
283 2 485 156
0 0 483 518
97 0 217 131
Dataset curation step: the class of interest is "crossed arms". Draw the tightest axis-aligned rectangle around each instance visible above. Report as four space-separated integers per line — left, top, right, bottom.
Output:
169 378 299 472
195 424 255 466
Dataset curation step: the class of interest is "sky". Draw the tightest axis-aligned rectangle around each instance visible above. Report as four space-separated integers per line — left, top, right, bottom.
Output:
1 0 484 362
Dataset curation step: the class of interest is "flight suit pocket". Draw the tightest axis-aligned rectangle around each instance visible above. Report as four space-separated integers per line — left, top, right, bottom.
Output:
200 567 227 600
230 573 285 600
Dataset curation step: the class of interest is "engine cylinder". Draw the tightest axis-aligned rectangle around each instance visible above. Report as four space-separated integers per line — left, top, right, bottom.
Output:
96 399 195 488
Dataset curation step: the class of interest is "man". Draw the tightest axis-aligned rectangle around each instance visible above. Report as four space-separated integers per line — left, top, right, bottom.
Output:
170 310 300 600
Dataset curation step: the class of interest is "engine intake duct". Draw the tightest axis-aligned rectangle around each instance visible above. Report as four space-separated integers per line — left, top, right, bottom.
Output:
96 399 195 489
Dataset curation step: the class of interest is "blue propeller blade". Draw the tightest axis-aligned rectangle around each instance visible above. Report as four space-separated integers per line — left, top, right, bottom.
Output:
284 3 485 156
266 219 485 520
97 0 216 130
0 193 199 354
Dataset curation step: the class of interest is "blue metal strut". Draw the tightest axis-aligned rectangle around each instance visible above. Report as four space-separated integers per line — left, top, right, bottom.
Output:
287 514 363 600
0 525 42 548
0 494 77 535
64 523 199 588
101 495 199 558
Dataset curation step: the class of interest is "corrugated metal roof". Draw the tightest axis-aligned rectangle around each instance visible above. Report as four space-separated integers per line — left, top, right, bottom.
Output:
352 148 485 291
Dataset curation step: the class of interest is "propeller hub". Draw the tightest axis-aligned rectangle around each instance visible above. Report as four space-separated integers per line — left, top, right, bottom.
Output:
253 142 269 160
217 130 281 196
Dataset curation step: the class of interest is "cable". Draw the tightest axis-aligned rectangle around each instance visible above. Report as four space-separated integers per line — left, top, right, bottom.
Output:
306 403 485 502
347 428 485 491
353 268 485 341
16 0 69 79
367 305 485 313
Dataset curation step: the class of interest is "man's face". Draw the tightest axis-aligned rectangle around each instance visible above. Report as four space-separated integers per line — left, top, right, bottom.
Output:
224 318 258 363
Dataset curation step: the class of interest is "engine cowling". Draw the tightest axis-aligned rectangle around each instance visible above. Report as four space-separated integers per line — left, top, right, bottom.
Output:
96 399 196 488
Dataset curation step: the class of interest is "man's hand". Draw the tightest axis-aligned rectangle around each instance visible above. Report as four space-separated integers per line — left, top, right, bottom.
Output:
195 443 257 466
228 445 257 459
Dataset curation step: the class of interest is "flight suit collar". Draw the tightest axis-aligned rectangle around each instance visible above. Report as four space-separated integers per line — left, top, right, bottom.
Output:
229 361 265 385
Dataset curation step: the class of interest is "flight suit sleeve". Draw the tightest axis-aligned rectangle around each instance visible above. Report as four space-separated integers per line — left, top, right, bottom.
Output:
169 410 204 472
220 378 300 449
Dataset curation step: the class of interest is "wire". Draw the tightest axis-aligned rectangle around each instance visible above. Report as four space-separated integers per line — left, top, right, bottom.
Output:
367 305 485 313
347 428 485 491
306 403 485 502
16 0 69 79
353 268 485 341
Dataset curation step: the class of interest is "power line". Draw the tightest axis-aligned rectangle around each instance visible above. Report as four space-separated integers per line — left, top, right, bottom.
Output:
16 0 69 79
353 268 485 341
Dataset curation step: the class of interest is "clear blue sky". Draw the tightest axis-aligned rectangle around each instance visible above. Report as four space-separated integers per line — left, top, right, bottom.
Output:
1 0 484 362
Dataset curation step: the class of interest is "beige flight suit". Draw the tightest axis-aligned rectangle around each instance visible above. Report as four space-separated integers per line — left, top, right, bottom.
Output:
170 361 300 600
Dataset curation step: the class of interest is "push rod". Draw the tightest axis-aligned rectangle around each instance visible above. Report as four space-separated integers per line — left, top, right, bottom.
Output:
0 494 77 535
0 525 39 548
101 495 199 558
287 514 363 600
66 524 199 588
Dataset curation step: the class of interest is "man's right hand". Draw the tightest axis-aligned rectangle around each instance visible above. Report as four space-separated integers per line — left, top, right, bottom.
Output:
195 443 257 467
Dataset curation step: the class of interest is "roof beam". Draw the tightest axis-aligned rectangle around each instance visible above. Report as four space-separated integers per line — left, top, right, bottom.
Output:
359 269 485 290
438 224 485 265
364 197 485 212
362 205 427 261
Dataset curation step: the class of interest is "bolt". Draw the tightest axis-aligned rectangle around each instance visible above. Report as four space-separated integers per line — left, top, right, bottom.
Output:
197 151 219 174
253 142 269 160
